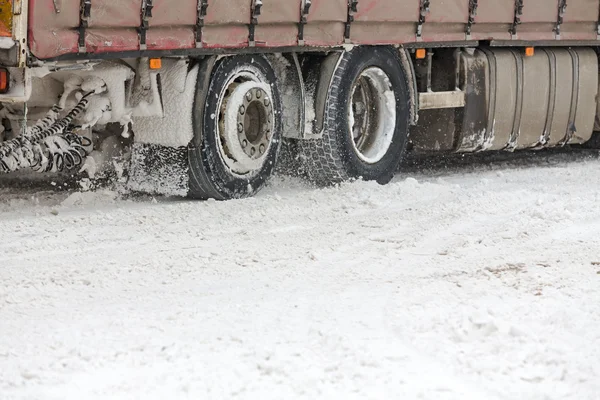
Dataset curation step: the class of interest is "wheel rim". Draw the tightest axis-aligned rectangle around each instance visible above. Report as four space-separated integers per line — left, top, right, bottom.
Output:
216 71 275 177
348 67 397 164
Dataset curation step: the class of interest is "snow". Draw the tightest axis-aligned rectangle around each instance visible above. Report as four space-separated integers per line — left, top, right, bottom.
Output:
348 67 397 164
50 62 134 124
304 96 316 135
132 60 198 147
0 37 15 50
2 67 32 103
1 149 600 400
126 143 189 197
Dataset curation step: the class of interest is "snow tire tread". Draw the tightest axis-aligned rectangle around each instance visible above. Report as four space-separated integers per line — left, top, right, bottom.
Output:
300 46 410 186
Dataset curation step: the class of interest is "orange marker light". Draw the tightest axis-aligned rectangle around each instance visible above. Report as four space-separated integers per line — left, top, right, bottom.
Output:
0 68 9 94
415 48 427 59
149 58 162 70
525 47 535 57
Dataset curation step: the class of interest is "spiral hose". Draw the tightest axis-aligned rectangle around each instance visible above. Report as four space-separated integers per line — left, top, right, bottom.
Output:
0 93 94 174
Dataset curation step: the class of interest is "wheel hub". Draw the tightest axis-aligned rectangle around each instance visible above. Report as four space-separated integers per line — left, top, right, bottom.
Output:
348 67 397 164
237 87 272 159
218 80 275 176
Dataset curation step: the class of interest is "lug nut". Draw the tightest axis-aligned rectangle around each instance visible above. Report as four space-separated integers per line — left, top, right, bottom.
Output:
264 98 270 106
246 92 253 101
256 90 262 99
239 105 245 115
237 123 244 133
259 144 266 154
251 147 256 156
242 139 248 148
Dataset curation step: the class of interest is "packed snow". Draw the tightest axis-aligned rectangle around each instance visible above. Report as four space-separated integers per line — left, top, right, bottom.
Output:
132 60 198 147
1 149 600 400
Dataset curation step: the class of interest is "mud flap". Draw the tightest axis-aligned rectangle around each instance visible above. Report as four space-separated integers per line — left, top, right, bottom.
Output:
127 143 189 196
127 58 206 197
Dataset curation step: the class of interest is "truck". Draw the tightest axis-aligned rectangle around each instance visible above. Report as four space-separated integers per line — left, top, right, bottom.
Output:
0 0 599 199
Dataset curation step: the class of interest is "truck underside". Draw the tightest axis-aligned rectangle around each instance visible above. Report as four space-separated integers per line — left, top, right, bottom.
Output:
1 0 600 199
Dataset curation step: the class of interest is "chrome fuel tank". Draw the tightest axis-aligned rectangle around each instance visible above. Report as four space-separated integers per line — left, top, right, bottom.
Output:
412 47 599 153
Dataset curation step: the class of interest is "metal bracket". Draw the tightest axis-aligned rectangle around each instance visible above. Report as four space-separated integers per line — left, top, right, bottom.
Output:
12 0 23 15
562 48 579 145
480 48 497 148
78 0 91 53
196 0 209 48
507 49 524 150
398 48 419 125
466 0 478 40
138 0 154 51
509 0 523 39
540 48 556 146
249 0 262 47
267 54 307 139
419 91 466 110
10 0 28 67
298 0 311 46
311 52 343 135
344 0 358 44
53 0 62 13
554 0 567 39
417 0 430 41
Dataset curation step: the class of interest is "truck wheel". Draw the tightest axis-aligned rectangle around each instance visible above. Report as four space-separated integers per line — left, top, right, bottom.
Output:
301 46 410 185
188 55 282 200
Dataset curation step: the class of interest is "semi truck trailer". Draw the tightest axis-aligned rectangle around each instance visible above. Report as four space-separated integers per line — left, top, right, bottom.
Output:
0 0 599 199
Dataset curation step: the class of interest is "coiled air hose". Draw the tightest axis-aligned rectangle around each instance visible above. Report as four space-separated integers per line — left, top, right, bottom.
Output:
0 92 94 174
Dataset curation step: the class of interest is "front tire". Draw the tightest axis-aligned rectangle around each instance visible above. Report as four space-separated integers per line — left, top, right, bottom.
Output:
301 46 410 185
188 55 282 200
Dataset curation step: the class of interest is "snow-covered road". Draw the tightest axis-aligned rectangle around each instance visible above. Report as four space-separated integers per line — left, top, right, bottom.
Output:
1 150 600 400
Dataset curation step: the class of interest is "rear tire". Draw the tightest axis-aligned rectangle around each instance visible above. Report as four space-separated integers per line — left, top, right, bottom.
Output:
301 46 410 185
188 55 282 200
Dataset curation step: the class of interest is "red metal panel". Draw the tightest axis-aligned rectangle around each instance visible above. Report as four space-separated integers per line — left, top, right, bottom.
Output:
148 0 197 49
422 0 469 42
475 0 514 24
85 0 142 53
354 0 419 22
147 28 196 50
28 0 143 57
561 0 598 40
255 25 299 47
25 0 600 60
304 0 347 45
521 0 559 23
86 29 139 53
471 0 513 41
151 0 197 27
203 0 250 48
427 0 468 23
306 0 347 24
28 0 79 59
29 30 79 59
202 26 249 49
255 0 300 47
88 0 141 28
352 0 418 44
518 0 558 40
259 0 300 23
